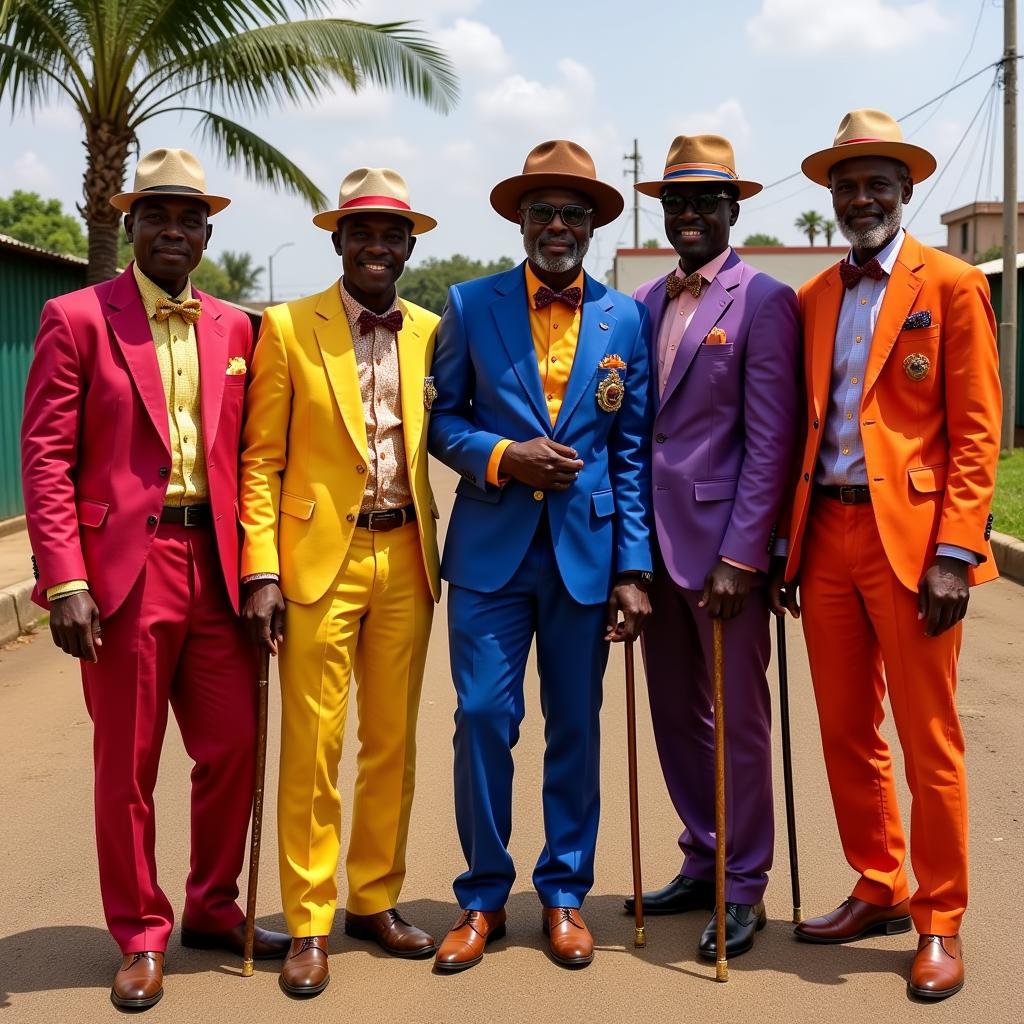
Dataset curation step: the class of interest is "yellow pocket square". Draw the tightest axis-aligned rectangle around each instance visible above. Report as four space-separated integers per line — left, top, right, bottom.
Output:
226 356 247 376
705 327 728 346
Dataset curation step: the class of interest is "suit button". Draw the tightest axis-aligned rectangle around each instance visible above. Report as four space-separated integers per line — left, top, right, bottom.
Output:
356 465 366 474
346 513 355 523
803 473 810 482
159 466 169 477
147 514 158 526
812 420 819 430
655 433 667 443
533 490 544 502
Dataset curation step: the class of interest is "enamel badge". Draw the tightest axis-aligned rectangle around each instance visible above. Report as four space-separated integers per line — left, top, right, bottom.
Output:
597 369 625 412
423 375 438 410
903 353 931 382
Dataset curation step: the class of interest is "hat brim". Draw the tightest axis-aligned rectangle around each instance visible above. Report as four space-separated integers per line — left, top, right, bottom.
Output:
312 205 436 234
801 141 936 186
634 176 762 201
489 173 624 228
109 190 231 215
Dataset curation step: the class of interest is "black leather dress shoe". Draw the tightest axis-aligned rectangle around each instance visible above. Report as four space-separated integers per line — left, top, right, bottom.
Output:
698 902 767 960
624 874 716 916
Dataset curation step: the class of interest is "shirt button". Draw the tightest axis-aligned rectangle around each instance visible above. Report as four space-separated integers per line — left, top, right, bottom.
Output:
860 298 867 305
547 393 554 401
177 369 183 376
356 465 365 474
346 513 356 523
159 467 169 477
855 335 862 342
655 432 667 443
847 412 853 420
812 420 819 430
803 473 810 482
183 436 188 443
178 405 183 412
551 356 558 364
842 447 850 455
553 323 559 330
533 490 544 502
851 377 858 385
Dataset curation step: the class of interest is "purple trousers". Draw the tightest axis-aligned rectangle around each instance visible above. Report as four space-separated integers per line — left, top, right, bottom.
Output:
641 572 774 905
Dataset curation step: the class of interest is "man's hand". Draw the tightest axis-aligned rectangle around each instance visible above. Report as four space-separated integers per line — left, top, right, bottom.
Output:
699 560 754 620
767 556 800 618
918 557 969 637
605 581 652 643
50 591 102 662
242 580 286 655
499 437 584 490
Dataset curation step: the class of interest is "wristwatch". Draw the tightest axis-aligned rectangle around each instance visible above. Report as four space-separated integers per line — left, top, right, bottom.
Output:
617 570 654 587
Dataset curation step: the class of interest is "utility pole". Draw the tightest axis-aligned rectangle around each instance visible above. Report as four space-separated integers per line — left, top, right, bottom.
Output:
624 139 641 248
1000 0 1018 454
268 241 294 304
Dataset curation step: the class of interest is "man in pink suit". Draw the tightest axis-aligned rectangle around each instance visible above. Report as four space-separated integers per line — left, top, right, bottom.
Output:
20 149 287 1011
624 135 800 961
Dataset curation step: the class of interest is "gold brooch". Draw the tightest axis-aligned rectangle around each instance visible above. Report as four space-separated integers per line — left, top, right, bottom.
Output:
903 353 930 381
597 369 625 412
423 375 438 410
599 353 626 369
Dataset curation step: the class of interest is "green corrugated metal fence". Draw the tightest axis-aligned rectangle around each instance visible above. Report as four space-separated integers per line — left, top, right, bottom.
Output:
985 263 1024 429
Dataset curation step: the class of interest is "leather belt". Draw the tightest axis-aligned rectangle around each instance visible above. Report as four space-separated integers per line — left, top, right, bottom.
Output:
161 503 211 526
816 484 871 505
356 504 416 532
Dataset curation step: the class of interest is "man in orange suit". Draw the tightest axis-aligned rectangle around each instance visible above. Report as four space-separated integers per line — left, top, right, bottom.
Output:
770 110 1001 1002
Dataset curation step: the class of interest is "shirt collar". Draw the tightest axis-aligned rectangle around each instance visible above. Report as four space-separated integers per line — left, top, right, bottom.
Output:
847 228 905 275
340 278 399 330
671 246 732 286
132 262 192 317
525 262 585 309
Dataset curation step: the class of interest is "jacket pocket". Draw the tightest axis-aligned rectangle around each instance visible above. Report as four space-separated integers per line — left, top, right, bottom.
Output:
455 477 502 504
77 497 109 528
280 491 316 520
592 488 615 518
694 478 738 502
908 465 947 493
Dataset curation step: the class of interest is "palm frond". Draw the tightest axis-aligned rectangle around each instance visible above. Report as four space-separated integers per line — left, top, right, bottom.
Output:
0 41 83 112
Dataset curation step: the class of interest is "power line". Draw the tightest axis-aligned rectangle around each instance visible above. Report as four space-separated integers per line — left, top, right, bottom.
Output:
973 80 999 202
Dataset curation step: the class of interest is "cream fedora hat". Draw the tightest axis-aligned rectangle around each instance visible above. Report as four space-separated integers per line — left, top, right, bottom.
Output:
313 167 436 233
635 134 762 200
110 148 230 214
801 108 936 185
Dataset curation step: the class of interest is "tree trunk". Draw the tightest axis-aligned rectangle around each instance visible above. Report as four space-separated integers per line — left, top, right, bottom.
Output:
80 116 134 284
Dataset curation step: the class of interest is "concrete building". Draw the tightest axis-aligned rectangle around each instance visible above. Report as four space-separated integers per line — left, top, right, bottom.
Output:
941 202 1024 263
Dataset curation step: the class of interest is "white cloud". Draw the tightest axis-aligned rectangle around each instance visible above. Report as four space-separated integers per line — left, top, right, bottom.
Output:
328 0 479 20
11 150 57 192
670 99 752 145
292 84 392 121
747 0 951 54
476 59 596 132
434 18 511 75
337 135 420 169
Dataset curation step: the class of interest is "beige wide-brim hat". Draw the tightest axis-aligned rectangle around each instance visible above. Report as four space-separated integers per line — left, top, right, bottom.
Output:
110 148 230 215
802 108 937 185
635 134 762 201
313 167 436 234
490 140 624 228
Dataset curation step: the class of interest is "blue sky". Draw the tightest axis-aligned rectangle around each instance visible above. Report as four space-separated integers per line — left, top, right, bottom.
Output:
1 0 1018 299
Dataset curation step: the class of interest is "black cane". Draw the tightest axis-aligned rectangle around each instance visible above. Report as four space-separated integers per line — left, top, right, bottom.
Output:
776 614 802 924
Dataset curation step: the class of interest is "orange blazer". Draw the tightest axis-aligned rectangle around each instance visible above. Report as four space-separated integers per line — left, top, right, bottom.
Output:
784 233 1001 592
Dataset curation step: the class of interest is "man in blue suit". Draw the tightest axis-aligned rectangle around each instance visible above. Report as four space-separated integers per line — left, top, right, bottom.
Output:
429 140 653 972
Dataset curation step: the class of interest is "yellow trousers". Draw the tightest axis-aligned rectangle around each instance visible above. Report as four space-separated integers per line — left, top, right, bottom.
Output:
277 522 433 936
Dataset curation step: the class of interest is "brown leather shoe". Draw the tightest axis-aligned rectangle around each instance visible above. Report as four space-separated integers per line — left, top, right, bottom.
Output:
909 934 964 1000
344 908 436 958
181 921 291 959
110 951 164 1010
794 896 912 944
543 907 594 967
434 909 506 972
279 936 329 997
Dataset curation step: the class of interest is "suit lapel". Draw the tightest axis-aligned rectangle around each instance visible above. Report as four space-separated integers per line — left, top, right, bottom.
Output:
313 282 369 460
195 290 228 455
808 268 843 419
396 300 425 479
106 267 170 453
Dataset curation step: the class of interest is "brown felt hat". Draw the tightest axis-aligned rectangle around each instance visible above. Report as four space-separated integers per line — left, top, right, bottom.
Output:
110 148 230 215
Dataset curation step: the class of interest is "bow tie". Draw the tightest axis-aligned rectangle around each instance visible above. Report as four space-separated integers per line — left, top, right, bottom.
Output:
357 308 404 336
666 271 704 300
533 285 582 310
839 257 884 289
154 296 202 325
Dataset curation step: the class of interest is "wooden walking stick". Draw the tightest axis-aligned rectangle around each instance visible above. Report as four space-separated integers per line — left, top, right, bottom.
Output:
712 617 728 982
242 647 271 977
624 639 646 947
776 614 803 924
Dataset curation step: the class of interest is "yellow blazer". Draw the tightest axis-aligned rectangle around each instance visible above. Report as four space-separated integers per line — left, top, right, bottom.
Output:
239 282 441 605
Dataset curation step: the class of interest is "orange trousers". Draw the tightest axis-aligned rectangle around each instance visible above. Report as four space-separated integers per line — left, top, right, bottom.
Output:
800 496 967 936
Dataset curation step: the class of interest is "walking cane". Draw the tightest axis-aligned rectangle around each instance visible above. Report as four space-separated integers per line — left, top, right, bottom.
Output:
712 618 728 982
242 647 271 977
624 639 646 947
776 614 803 924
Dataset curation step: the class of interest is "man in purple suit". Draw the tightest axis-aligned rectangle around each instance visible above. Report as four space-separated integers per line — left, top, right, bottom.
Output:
624 134 800 960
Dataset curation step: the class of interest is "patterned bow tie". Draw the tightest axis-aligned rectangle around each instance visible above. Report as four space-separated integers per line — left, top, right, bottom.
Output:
839 257 884 289
533 285 582 310
357 308 404 336
154 296 202 324
666 271 704 300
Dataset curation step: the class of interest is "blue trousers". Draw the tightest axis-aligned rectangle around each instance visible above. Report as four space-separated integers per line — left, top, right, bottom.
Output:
447 528 609 910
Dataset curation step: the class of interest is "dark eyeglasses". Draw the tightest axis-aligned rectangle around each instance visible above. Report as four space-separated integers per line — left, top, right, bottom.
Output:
660 192 734 216
520 202 593 227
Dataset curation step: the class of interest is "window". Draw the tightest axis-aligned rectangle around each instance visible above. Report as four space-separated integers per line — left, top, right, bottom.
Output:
961 222 969 255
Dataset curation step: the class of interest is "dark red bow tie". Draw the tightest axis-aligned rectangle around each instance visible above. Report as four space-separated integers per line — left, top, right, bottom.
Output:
533 285 582 310
357 308 403 335
839 257 884 289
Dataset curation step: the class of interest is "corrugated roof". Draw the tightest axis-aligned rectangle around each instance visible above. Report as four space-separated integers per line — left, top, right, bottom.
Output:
977 251 1024 276
0 232 88 267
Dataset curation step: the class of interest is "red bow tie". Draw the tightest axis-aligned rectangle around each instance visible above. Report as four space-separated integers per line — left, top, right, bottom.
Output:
357 308 404 335
839 257 884 289
533 285 582 310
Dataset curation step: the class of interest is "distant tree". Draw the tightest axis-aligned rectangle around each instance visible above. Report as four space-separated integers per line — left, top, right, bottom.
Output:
400 254 515 314
218 250 264 302
742 233 783 247
0 190 87 257
642 238 661 248
191 258 233 297
794 211 826 246
823 219 837 245
975 244 1002 265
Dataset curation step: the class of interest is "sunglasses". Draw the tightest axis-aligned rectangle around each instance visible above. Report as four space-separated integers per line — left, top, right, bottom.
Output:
660 192 734 216
520 202 593 227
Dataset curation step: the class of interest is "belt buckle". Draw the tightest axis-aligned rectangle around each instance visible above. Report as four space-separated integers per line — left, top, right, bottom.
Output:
838 486 857 505
183 505 201 526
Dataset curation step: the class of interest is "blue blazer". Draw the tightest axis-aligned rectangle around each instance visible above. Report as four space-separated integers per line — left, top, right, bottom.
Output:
428 262 653 606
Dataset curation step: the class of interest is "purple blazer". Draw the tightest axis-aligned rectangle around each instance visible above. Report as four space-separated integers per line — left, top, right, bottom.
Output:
634 249 800 589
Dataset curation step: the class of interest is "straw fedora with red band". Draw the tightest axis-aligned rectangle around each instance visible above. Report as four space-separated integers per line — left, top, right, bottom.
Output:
635 134 762 201
490 140 624 229
802 108 936 186
110 148 230 215
313 167 436 234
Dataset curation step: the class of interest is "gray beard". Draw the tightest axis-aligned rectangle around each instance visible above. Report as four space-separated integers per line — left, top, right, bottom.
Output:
838 203 903 252
524 233 589 274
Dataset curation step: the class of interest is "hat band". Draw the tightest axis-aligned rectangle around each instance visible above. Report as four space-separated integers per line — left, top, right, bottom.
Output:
339 194 412 212
837 136 890 146
663 163 737 182
141 184 204 194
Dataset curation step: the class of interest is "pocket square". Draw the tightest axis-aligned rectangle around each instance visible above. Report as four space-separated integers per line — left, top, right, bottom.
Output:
705 327 728 346
599 353 626 369
902 310 932 330
226 356 247 375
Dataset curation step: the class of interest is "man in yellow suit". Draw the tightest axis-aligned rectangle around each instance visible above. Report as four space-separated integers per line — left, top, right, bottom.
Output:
239 168 441 998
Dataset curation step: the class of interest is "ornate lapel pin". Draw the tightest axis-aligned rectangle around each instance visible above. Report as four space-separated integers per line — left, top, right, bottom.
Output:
596 368 625 412
902 310 932 331
903 352 931 381
423 376 438 410
599 321 609 331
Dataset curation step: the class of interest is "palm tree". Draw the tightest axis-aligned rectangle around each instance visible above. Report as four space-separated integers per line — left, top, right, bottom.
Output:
219 249 263 302
794 210 825 246
0 0 458 282
823 219 837 246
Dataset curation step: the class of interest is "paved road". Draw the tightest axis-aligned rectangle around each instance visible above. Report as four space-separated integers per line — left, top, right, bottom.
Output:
1 471 1020 1023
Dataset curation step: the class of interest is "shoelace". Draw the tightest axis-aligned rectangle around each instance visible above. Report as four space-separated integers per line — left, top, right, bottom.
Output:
554 908 582 928
126 952 157 967
455 910 485 935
